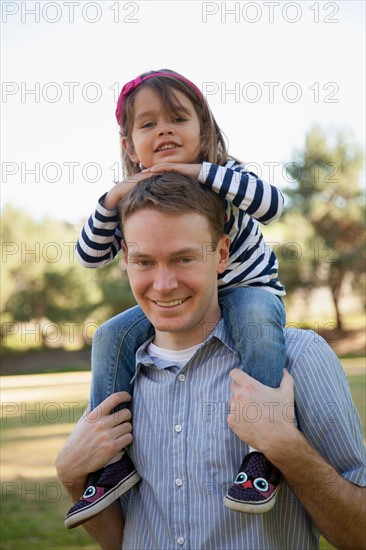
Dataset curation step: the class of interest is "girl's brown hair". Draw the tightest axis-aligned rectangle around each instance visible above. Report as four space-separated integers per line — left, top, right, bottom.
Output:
118 74 230 177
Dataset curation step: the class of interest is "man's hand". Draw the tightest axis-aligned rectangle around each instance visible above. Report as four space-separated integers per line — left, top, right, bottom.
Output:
227 369 297 457
56 392 133 492
55 393 131 547
141 163 201 179
228 369 366 550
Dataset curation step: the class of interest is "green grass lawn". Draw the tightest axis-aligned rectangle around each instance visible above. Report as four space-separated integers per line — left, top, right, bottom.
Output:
1 484 98 550
1 367 364 549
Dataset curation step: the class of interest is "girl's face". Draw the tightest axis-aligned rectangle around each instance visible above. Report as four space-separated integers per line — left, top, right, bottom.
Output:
124 87 202 168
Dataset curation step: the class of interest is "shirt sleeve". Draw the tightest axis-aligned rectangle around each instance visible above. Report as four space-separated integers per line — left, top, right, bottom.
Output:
75 193 122 268
285 329 366 487
198 160 285 225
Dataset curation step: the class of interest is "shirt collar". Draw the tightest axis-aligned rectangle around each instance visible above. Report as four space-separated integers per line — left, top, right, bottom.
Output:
208 317 237 354
134 317 237 378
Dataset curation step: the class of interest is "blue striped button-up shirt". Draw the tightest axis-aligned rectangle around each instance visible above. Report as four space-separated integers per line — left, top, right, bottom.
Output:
121 321 366 550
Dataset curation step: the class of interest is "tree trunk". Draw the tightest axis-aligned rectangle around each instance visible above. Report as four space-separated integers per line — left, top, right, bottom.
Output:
330 282 343 332
332 289 343 332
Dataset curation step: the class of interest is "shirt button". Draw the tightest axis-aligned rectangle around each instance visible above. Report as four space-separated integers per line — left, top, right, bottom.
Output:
175 478 183 487
174 425 182 433
178 374 186 381
177 537 184 545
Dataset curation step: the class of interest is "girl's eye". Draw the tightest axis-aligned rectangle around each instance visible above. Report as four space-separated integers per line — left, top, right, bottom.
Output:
141 121 155 129
173 117 187 123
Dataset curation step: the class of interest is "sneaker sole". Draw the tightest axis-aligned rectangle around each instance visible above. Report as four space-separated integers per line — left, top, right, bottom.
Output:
65 471 141 529
223 485 281 514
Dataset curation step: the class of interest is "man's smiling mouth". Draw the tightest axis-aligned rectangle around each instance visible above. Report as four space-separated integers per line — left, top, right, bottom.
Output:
154 298 188 307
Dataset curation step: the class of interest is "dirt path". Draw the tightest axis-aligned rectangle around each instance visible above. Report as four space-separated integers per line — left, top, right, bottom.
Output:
1 348 91 376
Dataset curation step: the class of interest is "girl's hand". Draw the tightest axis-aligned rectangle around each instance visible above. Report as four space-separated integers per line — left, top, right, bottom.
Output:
141 163 202 179
103 171 156 210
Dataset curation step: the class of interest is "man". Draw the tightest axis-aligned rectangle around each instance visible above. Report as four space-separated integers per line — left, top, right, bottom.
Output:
56 173 366 550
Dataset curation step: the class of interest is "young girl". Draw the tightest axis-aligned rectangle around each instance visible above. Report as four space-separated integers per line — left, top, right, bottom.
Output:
65 69 286 528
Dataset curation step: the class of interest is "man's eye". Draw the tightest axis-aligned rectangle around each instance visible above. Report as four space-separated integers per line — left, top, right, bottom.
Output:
178 257 193 263
129 258 152 267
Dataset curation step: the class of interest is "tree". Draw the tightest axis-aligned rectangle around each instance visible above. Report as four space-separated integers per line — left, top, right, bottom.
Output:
93 259 137 320
282 126 365 330
1 207 102 348
1 205 137 350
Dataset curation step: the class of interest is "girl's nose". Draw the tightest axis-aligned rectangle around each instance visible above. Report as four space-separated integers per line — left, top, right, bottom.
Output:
156 120 174 136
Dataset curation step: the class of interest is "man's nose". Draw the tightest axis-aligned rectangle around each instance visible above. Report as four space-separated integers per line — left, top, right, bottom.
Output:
153 267 178 292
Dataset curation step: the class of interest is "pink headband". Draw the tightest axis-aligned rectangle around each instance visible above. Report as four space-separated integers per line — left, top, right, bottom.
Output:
115 70 204 125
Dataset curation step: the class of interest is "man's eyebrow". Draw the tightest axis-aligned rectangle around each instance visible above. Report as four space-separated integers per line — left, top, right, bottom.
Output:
170 247 202 256
127 247 202 259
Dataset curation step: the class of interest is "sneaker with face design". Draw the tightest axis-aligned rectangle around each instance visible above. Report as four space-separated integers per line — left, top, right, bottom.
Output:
224 451 281 513
64 453 140 529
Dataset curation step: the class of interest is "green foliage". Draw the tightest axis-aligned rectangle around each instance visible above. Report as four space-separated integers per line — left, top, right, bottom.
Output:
279 126 365 328
5 268 98 323
93 258 137 320
0 206 135 350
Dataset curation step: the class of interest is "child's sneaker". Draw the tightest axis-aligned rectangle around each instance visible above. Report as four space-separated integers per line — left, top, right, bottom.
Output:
65 452 140 528
224 451 281 513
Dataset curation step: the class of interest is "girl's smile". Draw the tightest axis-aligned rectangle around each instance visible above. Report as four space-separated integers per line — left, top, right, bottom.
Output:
126 87 201 168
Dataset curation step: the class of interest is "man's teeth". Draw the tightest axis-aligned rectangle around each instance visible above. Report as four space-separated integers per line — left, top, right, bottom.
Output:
158 144 177 151
156 299 185 307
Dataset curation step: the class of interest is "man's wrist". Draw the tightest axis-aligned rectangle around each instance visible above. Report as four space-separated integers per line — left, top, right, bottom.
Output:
55 457 88 501
57 465 88 502
60 479 87 502
264 428 306 469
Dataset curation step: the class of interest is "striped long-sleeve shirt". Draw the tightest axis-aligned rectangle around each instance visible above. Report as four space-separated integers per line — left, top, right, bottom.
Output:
76 160 285 295
120 322 366 549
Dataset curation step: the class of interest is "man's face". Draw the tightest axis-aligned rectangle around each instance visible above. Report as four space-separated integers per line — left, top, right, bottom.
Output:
123 208 229 350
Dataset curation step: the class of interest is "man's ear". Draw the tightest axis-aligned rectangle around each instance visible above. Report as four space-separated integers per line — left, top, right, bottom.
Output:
122 240 129 264
122 137 139 164
217 235 230 274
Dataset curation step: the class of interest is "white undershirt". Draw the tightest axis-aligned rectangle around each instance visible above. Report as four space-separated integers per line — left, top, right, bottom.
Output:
146 341 202 369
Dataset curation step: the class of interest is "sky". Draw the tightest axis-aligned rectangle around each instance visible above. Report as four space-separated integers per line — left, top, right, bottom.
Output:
1 0 365 223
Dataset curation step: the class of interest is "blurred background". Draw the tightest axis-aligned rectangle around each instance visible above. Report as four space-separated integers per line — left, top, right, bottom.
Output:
1 1 365 548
